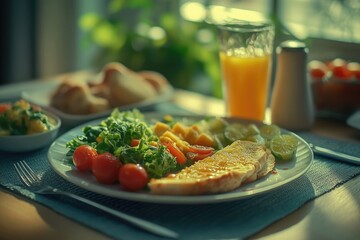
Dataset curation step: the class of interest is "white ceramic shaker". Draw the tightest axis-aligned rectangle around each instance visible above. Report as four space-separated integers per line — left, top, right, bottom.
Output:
270 40 314 131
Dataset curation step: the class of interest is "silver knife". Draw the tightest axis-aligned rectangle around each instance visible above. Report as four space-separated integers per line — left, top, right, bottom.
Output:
309 144 360 165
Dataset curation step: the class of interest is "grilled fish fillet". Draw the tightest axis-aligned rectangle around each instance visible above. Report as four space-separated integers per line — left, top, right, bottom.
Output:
148 140 275 195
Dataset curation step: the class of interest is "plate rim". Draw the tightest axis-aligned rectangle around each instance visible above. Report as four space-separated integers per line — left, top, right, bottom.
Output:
347 110 360 130
47 114 313 204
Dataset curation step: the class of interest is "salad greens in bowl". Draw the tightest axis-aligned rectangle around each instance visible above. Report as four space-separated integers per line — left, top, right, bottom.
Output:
0 99 61 152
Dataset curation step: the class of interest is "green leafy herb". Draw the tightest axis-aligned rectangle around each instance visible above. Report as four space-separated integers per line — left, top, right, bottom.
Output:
66 109 180 178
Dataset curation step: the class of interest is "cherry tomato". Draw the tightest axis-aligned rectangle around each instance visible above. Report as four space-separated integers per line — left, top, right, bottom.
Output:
118 164 148 192
347 62 360 80
307 60 327 79
72 145 98 172
333 66 352 79
327 58 346 70
188 145 214 154
329 58 352 79
93 152 122 184
0 104 10 113
130 139 140 147
164 142 187 165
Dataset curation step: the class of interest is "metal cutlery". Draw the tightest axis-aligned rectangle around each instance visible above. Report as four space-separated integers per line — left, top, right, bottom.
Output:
14 160 179 239
309 144 360 165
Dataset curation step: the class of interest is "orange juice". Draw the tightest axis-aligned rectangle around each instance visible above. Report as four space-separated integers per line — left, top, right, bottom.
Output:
220 52 272 121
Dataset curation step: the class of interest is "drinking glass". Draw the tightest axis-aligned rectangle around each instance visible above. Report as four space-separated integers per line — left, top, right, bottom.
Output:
217 20 274 121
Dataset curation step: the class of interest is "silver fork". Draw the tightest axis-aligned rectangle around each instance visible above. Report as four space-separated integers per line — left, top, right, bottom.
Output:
14 160 178 239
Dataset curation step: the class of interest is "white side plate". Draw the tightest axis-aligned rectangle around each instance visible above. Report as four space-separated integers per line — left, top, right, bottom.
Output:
22 81 174 127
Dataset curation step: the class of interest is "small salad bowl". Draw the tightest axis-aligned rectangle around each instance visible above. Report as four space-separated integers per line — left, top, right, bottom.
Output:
0 106 61 152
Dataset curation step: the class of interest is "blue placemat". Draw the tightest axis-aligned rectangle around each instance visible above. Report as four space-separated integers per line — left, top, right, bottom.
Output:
1 103 359 240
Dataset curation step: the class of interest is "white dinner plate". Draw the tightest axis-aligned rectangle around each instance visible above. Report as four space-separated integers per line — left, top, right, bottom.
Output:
21 81 174 127
47 114 313 204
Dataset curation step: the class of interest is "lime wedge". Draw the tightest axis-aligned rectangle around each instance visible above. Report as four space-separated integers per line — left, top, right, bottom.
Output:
246 134 265 145
260 124 281 147
260 124 281 140
247 124 260 136
270 134 298 161
224 123 248 142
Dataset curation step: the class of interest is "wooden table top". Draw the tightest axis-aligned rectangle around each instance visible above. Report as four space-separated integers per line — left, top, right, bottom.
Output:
0 86 359 240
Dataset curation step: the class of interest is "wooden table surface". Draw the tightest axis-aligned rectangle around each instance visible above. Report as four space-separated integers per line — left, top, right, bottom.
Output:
1 87 359 240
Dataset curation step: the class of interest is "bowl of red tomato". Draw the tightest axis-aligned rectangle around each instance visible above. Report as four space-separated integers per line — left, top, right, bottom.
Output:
308 58 360 118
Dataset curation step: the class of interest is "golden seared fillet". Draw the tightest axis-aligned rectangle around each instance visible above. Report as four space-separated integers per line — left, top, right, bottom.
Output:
148 140 275 195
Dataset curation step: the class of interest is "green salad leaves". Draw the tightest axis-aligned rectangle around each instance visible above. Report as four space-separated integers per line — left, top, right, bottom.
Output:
66 109 179 178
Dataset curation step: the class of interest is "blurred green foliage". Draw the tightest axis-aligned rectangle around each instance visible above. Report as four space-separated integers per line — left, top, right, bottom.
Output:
79 0 222 97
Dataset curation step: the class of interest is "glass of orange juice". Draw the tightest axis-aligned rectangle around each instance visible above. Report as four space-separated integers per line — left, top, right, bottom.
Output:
217 21 274 121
